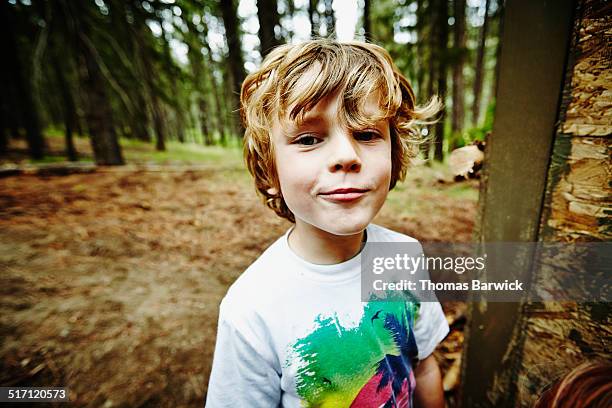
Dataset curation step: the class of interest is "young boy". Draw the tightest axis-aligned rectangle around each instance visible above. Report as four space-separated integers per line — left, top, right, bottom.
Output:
206 39 449 408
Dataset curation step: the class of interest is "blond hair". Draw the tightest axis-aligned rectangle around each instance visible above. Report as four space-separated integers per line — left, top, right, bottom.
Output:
241 39 440 222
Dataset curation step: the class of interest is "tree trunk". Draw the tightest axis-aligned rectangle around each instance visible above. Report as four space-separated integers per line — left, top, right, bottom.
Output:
223 66 241 141
80 44 124 165
201 20 227 144
197 98 208 145
472 0 491 126
70 1 123 165
135 23 166 151
176 108 186 144
285 0 296 41
363 0 371 41
220 0 246 138
451 0 466 150
151 100 166 151
0 90 8 153
415 0 425 96
309 0 319 38
324 0 336 37
423 0 438 162
434 0 448 162
257 0 281 57
492 0 505 102
51 52 78 161
1 0 45 159
160 22 184 146
124 7 152 143
461 1 582 405
132 90 152 142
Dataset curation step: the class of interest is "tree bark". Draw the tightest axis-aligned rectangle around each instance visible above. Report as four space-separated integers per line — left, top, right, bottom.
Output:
363 0 371 41
285 0 296 41
415 0 426 96
423 0 438 162
220 0 246 138
124 4 152 142
324 0 336 37
80 41 124 165
1 0 45 159
135 22 166 151
257 0 281 57
434 0 448 162
472 0 491 126
309 0 319 38
51 52 78 161
205 50 226 145
451 0 466 150
70 1 123 165
492 0 505 102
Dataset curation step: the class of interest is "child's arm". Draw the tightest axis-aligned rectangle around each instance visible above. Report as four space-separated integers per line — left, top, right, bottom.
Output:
413 354 445 408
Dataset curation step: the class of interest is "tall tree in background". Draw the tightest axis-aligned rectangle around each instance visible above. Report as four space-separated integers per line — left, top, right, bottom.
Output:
363 0 371 41
492 0 505 101
434 0 449 161
48 0 78 161
185 13 213 145
282 0 296 41
309 0 319 38
136 20 167 152
73 3 124 165
257 0 281 57
415 0 426 97
50 52 78 161
1 0 504 161
451 0 466 149
323 0 336 37
472 0 491 126
220 0 246 137
200 16 229 145
1 1 45 159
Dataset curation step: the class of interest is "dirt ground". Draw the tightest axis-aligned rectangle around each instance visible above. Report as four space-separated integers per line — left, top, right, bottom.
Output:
0 163 476 407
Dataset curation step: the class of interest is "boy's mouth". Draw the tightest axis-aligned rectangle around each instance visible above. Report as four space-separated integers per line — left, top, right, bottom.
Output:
318 188 370 202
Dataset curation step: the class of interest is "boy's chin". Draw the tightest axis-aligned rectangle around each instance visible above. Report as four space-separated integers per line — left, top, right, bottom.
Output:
311 217 372 237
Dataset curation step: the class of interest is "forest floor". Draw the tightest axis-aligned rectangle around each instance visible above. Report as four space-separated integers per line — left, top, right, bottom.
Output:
0 135 478 407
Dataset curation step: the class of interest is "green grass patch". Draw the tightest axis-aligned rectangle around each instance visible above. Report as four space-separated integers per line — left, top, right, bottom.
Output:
36 130 244 167
120 139 243 167
30 156 94 164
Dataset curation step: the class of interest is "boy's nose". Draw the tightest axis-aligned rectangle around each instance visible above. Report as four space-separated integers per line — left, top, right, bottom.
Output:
328 131 362 173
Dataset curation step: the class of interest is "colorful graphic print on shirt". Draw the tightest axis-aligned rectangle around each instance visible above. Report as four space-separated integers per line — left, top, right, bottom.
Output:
287 301 420 408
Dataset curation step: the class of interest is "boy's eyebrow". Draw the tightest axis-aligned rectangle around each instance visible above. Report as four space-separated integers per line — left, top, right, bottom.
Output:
284 114 326 132
282 113 388 135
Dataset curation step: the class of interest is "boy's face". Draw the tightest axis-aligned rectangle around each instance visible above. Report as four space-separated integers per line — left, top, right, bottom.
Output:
271 90 392 237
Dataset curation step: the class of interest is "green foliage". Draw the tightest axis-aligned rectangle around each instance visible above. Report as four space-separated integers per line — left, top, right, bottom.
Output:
30 131 243 166
465 99 496 143
4 0 502 164
121 139 243 166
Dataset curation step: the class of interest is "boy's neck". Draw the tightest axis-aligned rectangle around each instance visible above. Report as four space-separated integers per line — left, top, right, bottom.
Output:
288 221 366 265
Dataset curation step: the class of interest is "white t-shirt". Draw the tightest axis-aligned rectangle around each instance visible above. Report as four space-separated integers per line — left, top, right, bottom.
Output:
205 224 449 408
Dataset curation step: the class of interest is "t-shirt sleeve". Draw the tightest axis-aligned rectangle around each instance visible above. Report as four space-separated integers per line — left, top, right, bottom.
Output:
413 301 450 361
205 297 281 407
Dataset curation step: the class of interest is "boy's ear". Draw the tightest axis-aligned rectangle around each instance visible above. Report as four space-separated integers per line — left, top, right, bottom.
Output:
266 187 279 195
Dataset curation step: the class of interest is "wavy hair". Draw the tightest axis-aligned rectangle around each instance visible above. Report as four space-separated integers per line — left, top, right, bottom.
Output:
241 39 441 222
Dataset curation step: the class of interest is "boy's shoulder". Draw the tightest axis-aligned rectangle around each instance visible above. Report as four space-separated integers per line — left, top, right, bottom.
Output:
366 223 420 244
220 233 290 314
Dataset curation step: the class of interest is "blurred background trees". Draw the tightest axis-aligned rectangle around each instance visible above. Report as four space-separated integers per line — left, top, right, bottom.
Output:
0 0 503 165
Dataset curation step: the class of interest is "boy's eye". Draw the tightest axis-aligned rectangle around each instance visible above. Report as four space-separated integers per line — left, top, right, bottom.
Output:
354 131 379 142
295 135 321 146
